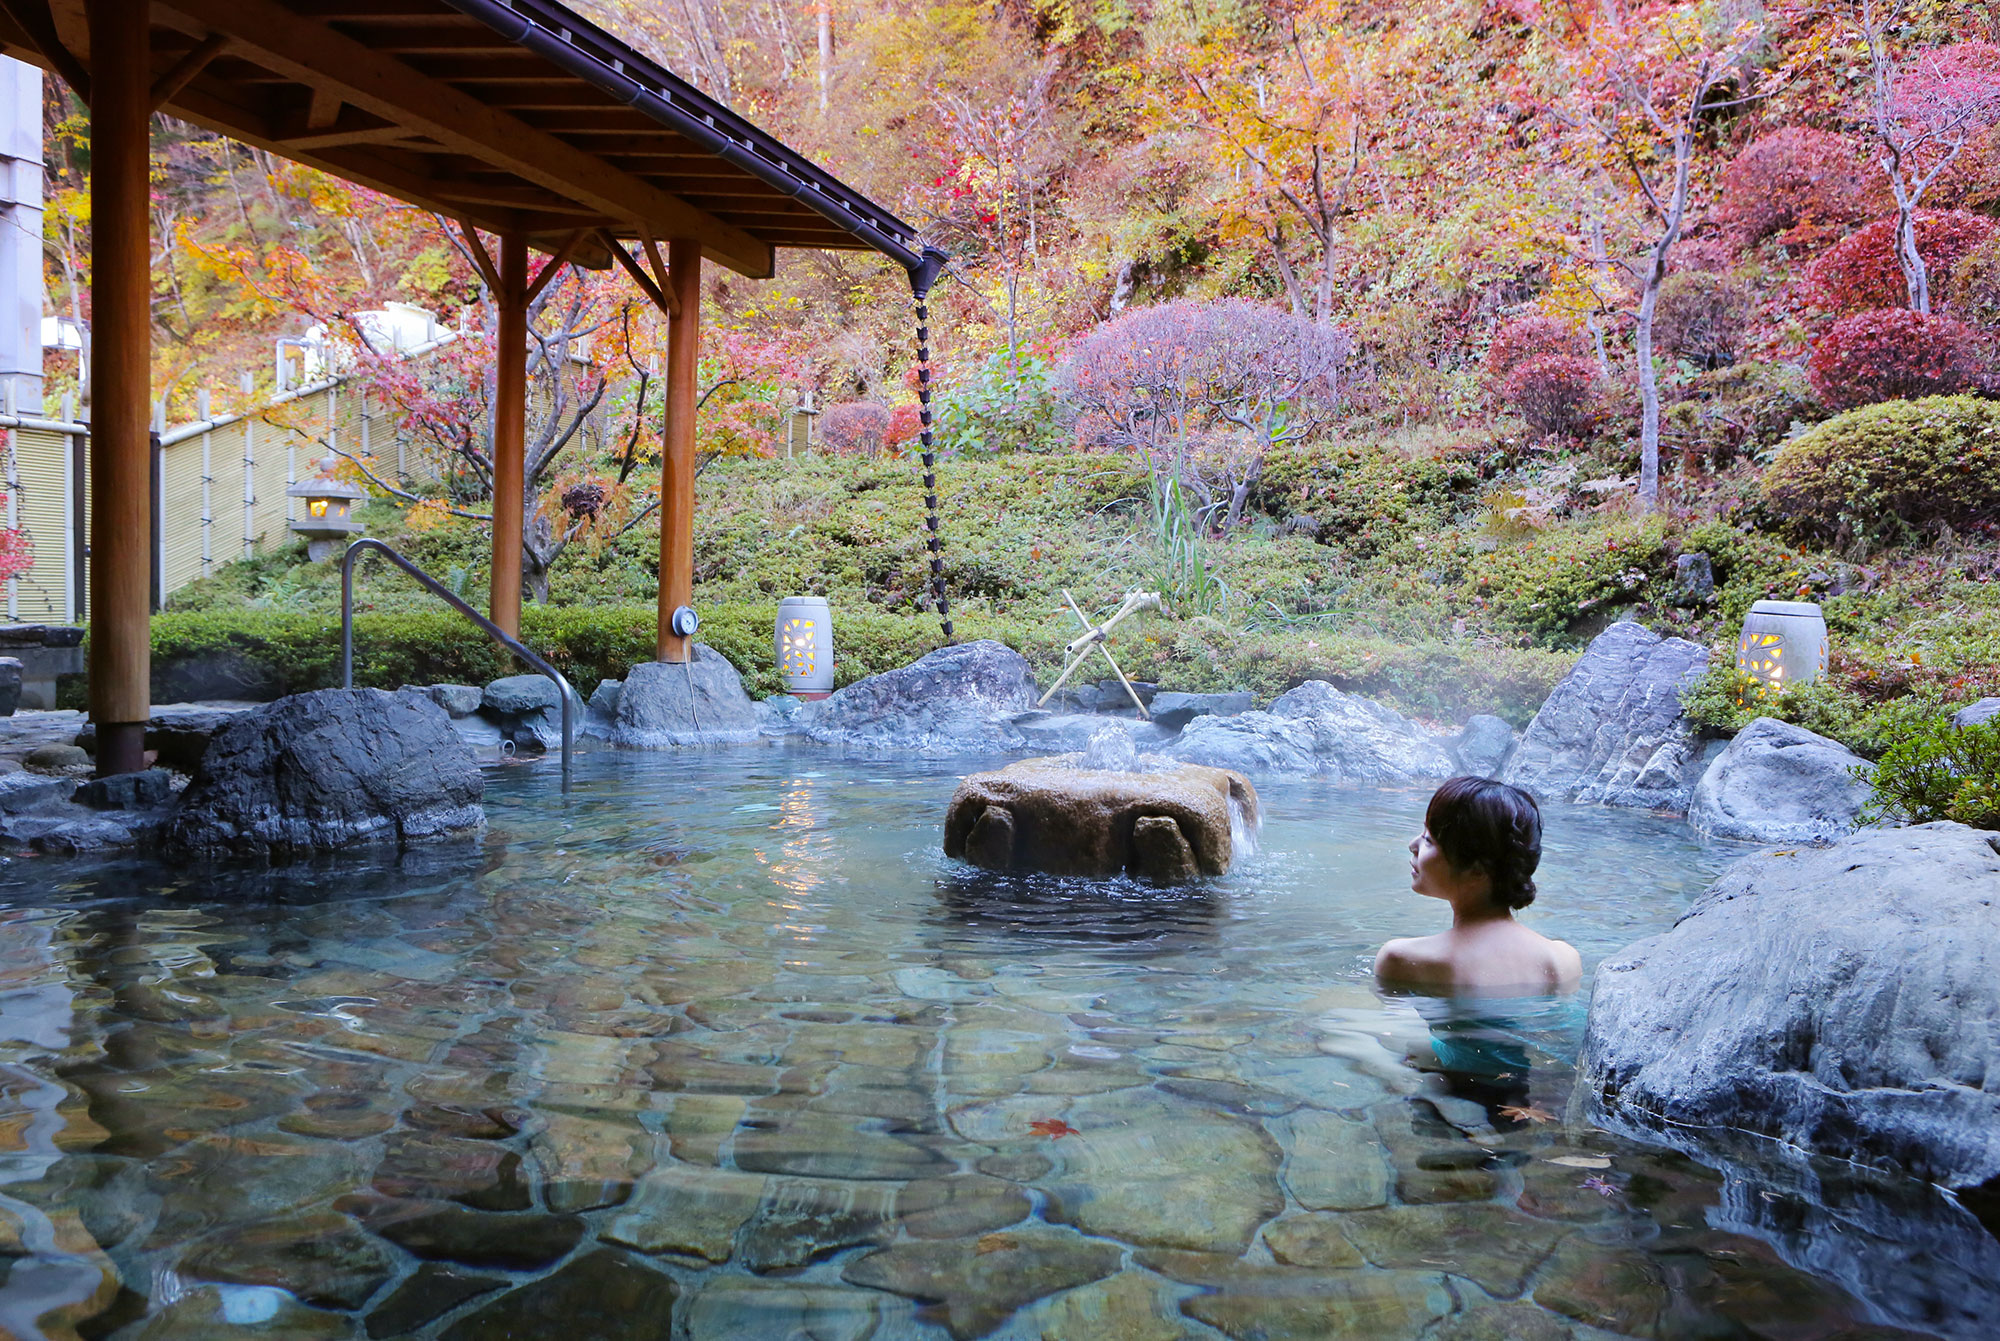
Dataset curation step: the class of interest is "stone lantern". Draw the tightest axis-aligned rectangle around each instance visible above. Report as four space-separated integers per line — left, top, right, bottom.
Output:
288 456 366 561
775 595 834 698
1736 599 1829 700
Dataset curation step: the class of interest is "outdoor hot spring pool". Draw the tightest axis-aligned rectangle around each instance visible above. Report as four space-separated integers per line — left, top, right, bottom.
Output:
0 748 1987 1339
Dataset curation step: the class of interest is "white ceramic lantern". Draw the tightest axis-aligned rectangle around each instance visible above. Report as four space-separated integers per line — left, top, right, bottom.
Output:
288 457 366 561
1735 599 1829 700
776 595 834 697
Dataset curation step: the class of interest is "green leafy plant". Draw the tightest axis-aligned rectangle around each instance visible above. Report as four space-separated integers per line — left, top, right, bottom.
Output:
934 349 1065 455
1149 472 1229 617
1861 714 2000 829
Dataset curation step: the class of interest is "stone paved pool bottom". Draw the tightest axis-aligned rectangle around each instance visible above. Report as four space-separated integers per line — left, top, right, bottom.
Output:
0 747 1968 1339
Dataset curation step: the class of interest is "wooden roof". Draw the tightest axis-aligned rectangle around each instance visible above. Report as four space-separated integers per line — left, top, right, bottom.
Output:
0 0 934 279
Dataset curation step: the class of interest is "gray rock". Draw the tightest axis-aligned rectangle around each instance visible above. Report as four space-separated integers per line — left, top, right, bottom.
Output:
588 678 623 717
610 646 760 748
1165 711 1321 774
0 807 165 854
798 640 1038 756
754 693 804 737
1452 714 1517 777
482 673 572 752
1674 552 1715 602
24 743 88 772
449 714 507 752
1953 697 2000 729
0 771 68 814
1266 679 1458 782
1690 717 1873 844
0 657 20 717
72 705 255 774
429 684 485 718
73 768 175 811
483 674 561 716
1501 620 1711 811
1149 690 1253 729
1580 823 2000 1193
1010 712 1178 755
166 688 484 858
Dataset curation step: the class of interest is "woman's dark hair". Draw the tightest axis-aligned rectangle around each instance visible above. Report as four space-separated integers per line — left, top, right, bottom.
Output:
1425 776 1542 910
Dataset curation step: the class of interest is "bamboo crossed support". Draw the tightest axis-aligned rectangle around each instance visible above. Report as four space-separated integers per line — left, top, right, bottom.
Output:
1038 589 1164 718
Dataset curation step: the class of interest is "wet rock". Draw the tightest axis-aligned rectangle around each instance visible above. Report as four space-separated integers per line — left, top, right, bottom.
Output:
1042 1087 1284 1253
366 1263 505 1339
1372 1099 1499 1204
371 1205 585 1270
608 647 760 747
439 1249 677 1341
682 1279 890 1341
978 1150 1052 1182
1149 690 1254 729
0 656 20 715
372 1130 530 1209
1284 1110 1391 1210
1011 1269 1197 1341
798 640 1038 756
1953 697 2000 729
530 1111 648 1212
481 674 570 752
733 1108 953 1180
1261 1215 1364 1268
842 1224 1123 1339
1158 1077 1300 1117
753 692 802 736
1581 823 2000 1194
1453 714 1519 777
428 684 485 718
1533 1238 1671 1337
1175 1267 1455 1340
738 1178 899 1272
72 767 174 810
895 1175 1031 1239
603 1163 768 1261
1163 711 1321 774
0 770 65 813
1501 621 1711 811
1266 680 1459 782
1010 711 1179 755
180 1210 395 1310
0 804 166 853
1431 1302 1579 1341
583 679 623 738
72 705 252 773
943 756 1257 879
1688 717 1873 844
404 1103 521 1140
132 1283 358 1339
166 689 483 858
1340 1203 1567 1297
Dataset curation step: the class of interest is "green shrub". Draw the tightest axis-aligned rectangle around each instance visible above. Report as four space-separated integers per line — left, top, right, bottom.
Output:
1463 516 1673 643
1255 440 1481 559
1862 714 2000 829
1759 396 2000 553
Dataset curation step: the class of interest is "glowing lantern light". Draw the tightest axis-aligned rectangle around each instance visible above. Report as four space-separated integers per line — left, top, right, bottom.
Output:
1735 599 1829 702
288 456 366 561
776 595 834 697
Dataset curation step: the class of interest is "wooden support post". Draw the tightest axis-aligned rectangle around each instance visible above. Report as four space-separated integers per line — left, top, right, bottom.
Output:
657 238 701 663
87 0 152 776
490 232 527 637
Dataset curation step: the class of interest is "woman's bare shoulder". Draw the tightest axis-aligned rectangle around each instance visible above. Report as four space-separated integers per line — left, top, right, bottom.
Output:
1374 934 1450 984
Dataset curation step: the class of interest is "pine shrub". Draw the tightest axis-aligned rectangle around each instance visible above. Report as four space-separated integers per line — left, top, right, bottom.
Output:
1759 395 2000 549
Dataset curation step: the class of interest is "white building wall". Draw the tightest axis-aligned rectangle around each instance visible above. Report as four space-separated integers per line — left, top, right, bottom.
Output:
0 57 43 413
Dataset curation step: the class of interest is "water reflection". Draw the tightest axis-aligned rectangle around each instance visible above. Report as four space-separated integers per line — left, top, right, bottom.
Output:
930 867 1226 954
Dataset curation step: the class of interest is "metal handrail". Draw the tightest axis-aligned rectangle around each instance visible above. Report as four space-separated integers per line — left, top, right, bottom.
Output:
340 538 578 793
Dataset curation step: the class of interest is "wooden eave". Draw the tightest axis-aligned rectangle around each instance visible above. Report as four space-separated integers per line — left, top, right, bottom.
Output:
0 0 931 280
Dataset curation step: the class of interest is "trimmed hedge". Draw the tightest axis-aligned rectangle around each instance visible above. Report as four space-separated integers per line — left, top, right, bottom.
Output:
1759 395 2000 551
126 601 1572 727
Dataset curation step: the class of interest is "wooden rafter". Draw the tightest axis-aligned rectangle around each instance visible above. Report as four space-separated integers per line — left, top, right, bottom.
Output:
598 229 678 318
147 31 228 111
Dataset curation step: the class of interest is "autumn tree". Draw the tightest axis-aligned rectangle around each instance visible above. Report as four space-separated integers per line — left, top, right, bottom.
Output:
1859 11 2000 312
1553 0 1773 506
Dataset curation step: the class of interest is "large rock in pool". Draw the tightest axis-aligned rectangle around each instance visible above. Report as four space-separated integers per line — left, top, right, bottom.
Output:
943 754 1259 880
799 640 1037 756
1689 717 1873 844
608 645 759 747
1164 680 1454 781
1501 619 1710 810
1580 823 2000 1195
166 688 483 858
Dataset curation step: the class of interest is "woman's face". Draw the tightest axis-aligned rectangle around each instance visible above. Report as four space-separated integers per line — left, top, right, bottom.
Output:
1409 827 1453 899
